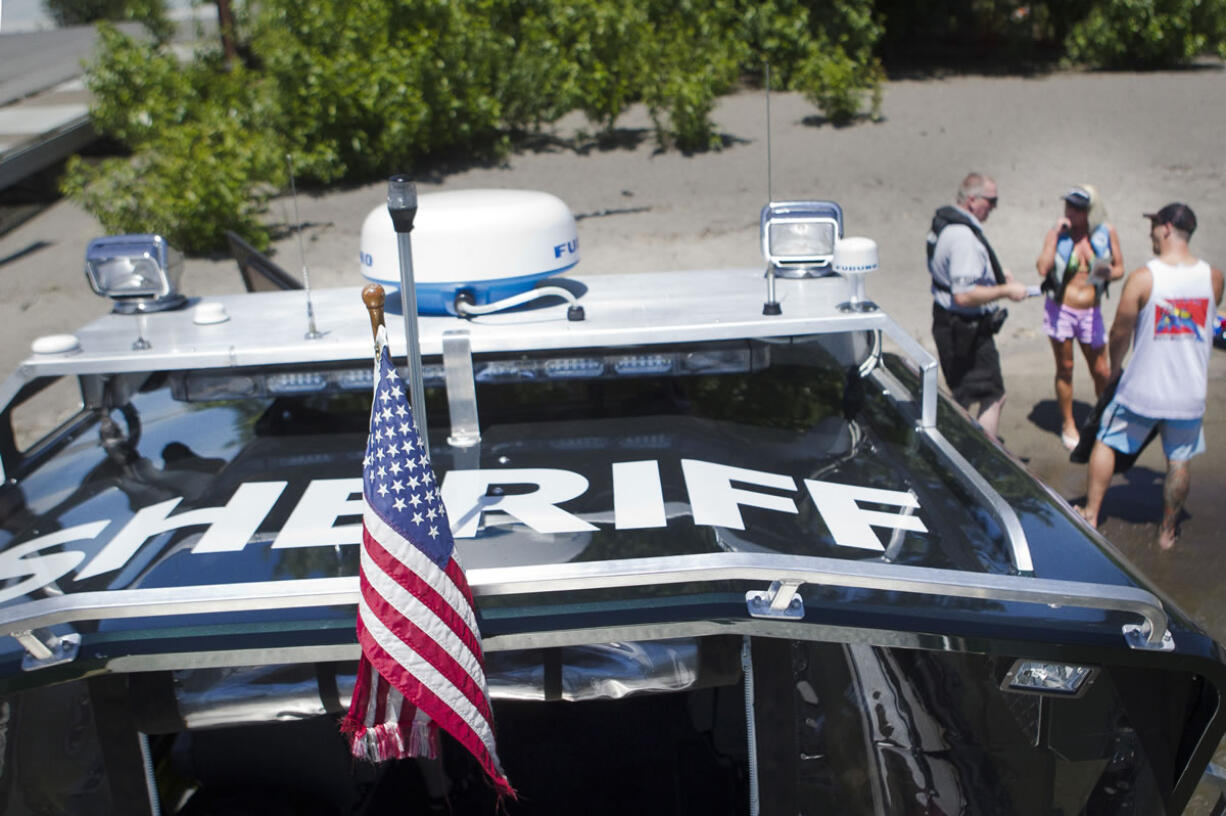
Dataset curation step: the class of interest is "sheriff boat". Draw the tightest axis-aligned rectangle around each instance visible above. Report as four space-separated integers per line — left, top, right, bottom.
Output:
1 190 1224 815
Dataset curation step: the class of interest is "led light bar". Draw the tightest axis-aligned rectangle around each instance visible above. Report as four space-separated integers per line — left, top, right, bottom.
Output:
171 346 766 402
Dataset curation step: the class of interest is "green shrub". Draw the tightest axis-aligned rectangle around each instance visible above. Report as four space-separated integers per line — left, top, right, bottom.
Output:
548 0 653 130
42 0 174 42
735 0 883 125
63 24 284 252
643 0 745 151
66 0 887 255
63 116 282 254
249 0 514 180
1065 0 1226 67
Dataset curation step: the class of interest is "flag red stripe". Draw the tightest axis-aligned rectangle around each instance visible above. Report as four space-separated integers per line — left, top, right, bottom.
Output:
359 531 492 724
356 602 501 781
358 568 496 726
446 557 478 610
346 344 511 797
363 527 485 661
358 622 512 796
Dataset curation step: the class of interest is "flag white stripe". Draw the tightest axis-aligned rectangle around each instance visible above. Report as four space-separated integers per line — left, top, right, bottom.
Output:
364 661 380 725
386 684 404 725
364 509 480 634
359 541 488 693
358 595 500 758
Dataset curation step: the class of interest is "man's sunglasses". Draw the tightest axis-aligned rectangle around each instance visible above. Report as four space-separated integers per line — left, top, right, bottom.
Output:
981 195 998 207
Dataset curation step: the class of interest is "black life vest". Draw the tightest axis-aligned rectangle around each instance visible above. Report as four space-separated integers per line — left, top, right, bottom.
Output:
926 206 1005 291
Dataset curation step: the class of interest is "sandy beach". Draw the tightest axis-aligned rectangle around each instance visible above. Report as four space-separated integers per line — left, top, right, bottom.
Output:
3 64 1226 808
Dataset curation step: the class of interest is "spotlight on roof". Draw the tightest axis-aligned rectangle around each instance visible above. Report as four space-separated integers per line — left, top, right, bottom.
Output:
760 201 844 278
85 234 186 314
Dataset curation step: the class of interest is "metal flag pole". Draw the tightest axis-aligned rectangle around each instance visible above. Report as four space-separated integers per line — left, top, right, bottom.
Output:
387 175 429 456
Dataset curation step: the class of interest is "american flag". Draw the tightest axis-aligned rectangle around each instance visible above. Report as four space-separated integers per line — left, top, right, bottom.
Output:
341 333 512 798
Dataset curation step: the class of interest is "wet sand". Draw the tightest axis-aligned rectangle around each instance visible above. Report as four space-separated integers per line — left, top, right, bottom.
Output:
3 65 1226 809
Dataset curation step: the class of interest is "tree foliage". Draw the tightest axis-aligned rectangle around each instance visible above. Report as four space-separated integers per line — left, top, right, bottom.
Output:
65 0 885 252
42 0 173 41
66 0 1226 254
874 0 1226 69
64 24 283 252
1066 0 1226 67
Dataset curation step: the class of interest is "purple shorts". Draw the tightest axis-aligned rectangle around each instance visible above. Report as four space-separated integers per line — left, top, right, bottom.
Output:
1043 299 1105 347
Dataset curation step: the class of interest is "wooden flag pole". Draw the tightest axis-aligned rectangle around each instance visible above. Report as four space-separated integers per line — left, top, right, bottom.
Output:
361 283 386 346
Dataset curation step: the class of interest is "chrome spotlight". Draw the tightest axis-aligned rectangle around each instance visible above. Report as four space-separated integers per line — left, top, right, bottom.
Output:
759 201 843 278
84 234 186 314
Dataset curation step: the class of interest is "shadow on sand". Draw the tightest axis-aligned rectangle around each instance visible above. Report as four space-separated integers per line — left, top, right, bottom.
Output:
1025 397 1094 436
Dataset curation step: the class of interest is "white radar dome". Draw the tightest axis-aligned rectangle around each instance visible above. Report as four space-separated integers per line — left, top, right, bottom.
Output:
832 236 878 275
359 189 579 315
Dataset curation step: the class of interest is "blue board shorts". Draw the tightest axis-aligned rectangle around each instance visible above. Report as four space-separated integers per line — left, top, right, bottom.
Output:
1097 398 1206 461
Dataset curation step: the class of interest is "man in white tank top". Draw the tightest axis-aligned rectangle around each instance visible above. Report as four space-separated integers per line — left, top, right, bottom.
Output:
1079 203 1224 549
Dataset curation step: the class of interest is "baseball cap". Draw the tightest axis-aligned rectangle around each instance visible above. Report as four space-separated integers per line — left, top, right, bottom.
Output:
1144 202 1197 235
1063 187 1092 209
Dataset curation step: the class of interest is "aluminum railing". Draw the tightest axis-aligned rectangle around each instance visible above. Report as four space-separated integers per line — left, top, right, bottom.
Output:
0 550 1172 671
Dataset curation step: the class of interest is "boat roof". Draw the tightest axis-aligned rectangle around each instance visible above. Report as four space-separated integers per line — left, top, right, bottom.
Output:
0 268 1217 688
13 270 904 373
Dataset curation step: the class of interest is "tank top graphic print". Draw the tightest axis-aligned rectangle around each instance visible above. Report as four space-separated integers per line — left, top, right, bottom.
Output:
1116 258 1216 419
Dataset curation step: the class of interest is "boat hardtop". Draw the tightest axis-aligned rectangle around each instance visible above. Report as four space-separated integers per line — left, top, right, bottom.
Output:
0 192 1223 815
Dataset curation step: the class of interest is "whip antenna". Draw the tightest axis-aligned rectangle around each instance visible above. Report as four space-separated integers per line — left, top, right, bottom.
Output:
287 154 323 339
765 63 773 204
762 62 781 316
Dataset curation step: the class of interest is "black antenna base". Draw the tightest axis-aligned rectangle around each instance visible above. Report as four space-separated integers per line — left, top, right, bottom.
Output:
763 301 782 316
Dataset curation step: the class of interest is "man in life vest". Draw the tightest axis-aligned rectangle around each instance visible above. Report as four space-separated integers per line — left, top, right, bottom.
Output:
1035 185 1125 450
928 172 1028 440
1079 203 1224 549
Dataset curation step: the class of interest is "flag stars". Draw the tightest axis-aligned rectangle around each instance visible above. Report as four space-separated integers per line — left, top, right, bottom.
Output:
393 497 406 511
428 526 439 539
377 483 389 498
409 493 422 508
412 512 424 525
388 461 401 476
392 479 404 494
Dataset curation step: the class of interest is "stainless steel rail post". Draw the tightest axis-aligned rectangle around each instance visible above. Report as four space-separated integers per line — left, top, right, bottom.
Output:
387 175 429 456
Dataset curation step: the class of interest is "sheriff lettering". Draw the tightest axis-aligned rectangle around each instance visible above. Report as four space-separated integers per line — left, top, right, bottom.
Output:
0 458 926 604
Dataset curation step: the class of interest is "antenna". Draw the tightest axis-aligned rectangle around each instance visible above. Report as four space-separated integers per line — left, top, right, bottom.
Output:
765 62 773 204
287 154 323 340
762 62 781 316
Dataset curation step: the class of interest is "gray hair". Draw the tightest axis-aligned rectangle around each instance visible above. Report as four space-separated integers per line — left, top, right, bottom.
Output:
956 172 994 206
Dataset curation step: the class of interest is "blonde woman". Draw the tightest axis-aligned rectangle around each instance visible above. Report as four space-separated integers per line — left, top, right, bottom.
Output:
1036 185 1125 449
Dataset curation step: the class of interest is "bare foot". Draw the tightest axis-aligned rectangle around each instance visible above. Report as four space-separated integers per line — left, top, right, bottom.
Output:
1158 524 1179 551
1075 506 1098 529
